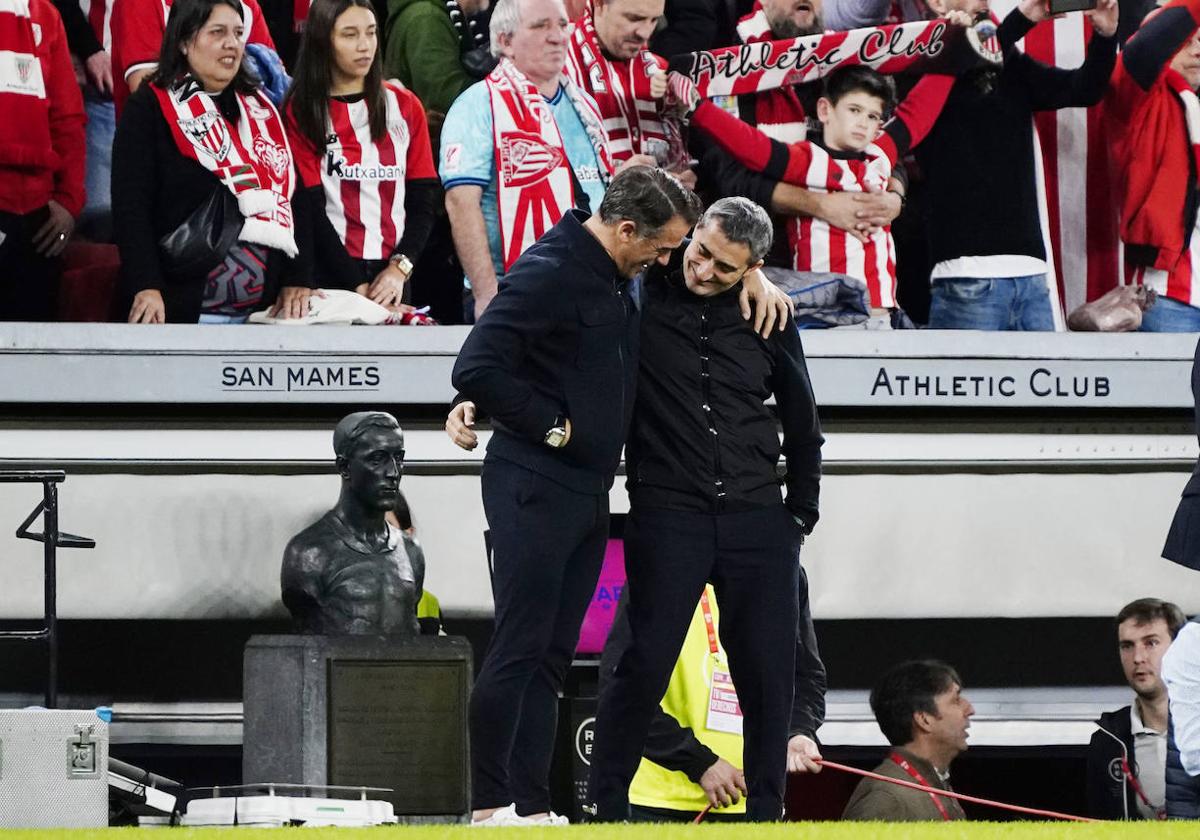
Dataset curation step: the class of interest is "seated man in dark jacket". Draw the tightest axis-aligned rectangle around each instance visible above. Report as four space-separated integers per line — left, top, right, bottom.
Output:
1088 598 1185 819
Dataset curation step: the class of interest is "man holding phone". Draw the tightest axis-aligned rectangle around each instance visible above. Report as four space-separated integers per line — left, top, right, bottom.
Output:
915 0 1118 331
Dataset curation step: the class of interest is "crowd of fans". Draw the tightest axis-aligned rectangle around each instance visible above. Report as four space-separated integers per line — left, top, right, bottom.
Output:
6 0 1200 329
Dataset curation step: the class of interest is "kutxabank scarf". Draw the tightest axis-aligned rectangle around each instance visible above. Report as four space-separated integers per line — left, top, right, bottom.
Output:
155 77 298 257
487 58 612 271
669 18 1001 99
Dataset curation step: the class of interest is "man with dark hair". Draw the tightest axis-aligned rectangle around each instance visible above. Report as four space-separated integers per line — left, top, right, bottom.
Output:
448 189 797 824
588 195 823 822
1088 598 1186 819
915 0 1118 331
453 168 803 827
842 660 973 821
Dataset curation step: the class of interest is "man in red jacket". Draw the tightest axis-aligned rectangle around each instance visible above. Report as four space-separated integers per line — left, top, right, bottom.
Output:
1108 0 1200 330
0 0 86 320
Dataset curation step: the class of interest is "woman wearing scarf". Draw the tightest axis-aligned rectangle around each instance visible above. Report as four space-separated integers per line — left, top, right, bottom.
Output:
112 0 312 323
284 0 439 314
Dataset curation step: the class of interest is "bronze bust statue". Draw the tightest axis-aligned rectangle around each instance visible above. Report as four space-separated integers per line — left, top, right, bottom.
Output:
281 412 423 635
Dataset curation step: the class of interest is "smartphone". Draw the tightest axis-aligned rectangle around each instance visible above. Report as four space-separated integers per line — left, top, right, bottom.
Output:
1048 0 1097 14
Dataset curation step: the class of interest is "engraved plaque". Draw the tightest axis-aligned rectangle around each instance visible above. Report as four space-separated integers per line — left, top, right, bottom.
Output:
327 660 468 814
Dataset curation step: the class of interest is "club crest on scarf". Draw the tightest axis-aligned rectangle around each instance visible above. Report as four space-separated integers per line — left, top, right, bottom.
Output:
178 110 232 161
16 57 34 85
500 131 565 188
253 135 290 183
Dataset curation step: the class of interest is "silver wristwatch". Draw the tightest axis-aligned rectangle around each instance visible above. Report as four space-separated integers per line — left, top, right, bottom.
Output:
544 415 569 449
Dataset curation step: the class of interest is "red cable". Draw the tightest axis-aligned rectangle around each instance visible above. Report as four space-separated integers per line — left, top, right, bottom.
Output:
691 757 1096 823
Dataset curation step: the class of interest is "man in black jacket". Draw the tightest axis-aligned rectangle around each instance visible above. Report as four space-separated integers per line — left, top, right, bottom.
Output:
918 0 1118 330
1087 598 1185 819
588 196 823 822
449 182 796 825
451 166 700 826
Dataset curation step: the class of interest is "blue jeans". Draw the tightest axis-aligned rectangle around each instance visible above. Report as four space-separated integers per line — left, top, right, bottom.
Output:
80 93 115 241
928 274 1055 331
1139 295 1200 332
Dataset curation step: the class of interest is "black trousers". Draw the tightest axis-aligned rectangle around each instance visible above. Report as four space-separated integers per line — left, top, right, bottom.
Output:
0 208 59 321
590 504 803 821
472 457 609 814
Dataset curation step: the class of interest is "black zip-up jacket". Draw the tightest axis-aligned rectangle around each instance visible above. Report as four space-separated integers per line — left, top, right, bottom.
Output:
452 210 639 495
600 568 827 784
914 9 1117 267
625 252 822 525
1087 706 1141 820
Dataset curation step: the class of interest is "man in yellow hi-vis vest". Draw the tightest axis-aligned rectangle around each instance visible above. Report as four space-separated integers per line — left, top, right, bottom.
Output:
599 568 826 821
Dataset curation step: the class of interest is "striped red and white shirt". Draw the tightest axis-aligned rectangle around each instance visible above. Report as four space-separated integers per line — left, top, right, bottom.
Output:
691 74 955 309
78 0 110 51
290 84 436 262
785 146 898 307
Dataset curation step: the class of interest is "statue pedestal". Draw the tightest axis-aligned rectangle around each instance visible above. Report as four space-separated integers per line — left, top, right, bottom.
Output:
242 634 472 822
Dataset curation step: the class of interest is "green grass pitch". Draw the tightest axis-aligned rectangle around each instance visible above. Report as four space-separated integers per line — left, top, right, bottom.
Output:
0 825 1197 839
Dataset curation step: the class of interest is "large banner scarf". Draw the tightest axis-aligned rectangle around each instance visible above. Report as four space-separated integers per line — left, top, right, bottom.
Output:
669 18 1002 99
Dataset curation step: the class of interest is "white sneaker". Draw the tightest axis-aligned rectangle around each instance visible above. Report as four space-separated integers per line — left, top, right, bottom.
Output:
531 812 569 826
470 805 570 827
471 805 533 827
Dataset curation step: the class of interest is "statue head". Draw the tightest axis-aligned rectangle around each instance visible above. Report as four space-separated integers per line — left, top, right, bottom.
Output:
333 411 405 514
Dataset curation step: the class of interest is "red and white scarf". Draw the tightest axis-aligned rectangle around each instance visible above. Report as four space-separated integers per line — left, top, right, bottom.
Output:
730 0 808 143
564 7 667 161
487 58 612 271
154 78 298 257
0 0 55 172
1167 70 1200 191
669 19 1001 99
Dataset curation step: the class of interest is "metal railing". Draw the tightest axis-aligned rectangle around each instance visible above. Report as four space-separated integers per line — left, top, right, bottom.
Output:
0 471 94 708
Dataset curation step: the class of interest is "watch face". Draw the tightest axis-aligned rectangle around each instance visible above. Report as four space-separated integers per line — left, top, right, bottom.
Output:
546 428 567 448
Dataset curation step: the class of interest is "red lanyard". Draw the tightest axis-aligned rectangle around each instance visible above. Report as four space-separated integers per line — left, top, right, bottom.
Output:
1121 756 1166 820
699 591 719 655
889 753 952 821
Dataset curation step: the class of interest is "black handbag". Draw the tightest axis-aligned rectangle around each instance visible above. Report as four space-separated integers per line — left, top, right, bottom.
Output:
158 186 243 280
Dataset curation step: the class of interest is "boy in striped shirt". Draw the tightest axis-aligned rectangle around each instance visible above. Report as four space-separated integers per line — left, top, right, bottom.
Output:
671 62 957 326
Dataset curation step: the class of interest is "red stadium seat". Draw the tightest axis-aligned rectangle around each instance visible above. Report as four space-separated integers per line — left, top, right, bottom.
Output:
59 242 119 322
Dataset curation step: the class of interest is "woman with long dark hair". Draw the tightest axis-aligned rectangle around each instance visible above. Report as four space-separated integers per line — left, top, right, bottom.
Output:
284 0 438 312
112 0 314 323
